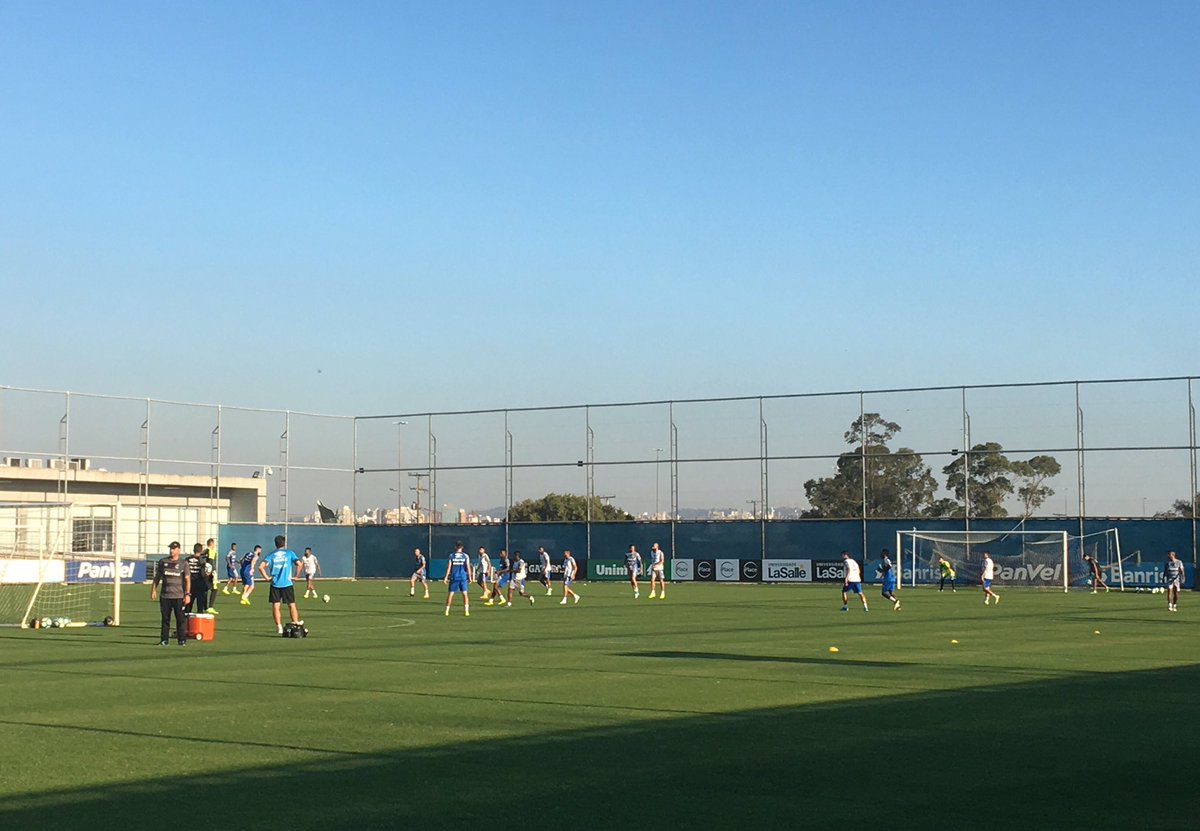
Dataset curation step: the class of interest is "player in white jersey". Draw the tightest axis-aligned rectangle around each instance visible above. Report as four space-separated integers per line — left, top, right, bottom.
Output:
624 545 644 599
981 551 1000 606
840 551 868 612
538 547 553 595
559 549 581 605
647 542 667 600
300 547 321 599
409 548 430 599
1164 550 1185 612
505 551 535 606
476 547 493 600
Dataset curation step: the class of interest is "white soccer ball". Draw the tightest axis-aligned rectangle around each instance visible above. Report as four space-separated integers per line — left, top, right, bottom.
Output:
40 617 51 629
322 594 330 603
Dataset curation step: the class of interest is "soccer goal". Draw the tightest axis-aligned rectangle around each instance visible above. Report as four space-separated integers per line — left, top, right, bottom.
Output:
0 502 124 628
1070 528 1124 591
898 528 1070 592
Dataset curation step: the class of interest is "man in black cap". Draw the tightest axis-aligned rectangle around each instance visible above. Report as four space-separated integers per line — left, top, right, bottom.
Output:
150 542 191 646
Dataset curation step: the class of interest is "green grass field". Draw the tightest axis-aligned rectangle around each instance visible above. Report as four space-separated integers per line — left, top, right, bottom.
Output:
1 581 1195 830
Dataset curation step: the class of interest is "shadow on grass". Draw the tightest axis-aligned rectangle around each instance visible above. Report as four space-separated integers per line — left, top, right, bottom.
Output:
617 649 906 668
2 664 1196 831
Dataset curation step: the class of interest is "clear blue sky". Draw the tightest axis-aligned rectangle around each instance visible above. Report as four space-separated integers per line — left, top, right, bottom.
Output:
2 0 1197 418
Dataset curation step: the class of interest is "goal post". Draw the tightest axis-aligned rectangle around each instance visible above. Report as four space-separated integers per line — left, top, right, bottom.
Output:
0 502 126 627
899 528 1070 592
1070 528 1124 591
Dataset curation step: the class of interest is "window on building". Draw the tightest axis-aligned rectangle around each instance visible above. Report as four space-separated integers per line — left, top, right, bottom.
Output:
73 518 114 552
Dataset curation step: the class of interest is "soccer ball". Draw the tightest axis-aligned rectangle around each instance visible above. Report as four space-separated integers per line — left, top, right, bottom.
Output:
322 594 330 603
39 617 51 629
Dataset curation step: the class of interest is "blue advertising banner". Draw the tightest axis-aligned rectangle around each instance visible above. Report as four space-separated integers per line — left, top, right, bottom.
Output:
67 559 147 583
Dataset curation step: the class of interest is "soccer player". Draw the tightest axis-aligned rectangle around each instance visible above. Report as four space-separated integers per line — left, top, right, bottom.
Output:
443 541 474 617
150 541 191 645
538 546 553 596
476 546 493 600
841 551 868 612
624 545 643 599
505 550 535 606
239 544 260 605
878 548 900 611
487 549 510 606
937 556 957 592
981 551 1000 606
1164 550 1185 612
257 534 303 635
647 542 667 600
204 538 220 612
300 547 321 599
559 549 581 605
1082 553 1109 594
185 543 206 615
409 548 430 599
222 543 239 594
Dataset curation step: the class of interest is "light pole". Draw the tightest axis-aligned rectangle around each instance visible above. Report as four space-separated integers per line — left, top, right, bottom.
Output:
393 421 407 523
1142 496 1147 518
654 448 664 519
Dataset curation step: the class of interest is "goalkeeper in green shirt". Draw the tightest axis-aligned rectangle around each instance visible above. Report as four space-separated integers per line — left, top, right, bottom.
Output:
937 556 957 592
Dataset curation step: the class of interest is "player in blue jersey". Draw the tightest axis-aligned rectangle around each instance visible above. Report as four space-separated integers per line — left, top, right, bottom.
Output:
443 541 474 617
538 547 553 596
647 542 667 600
409 548 430 599
878 548 901 611
256 535 303 635
222 543 239 594
1164 550 1185 612
624 545 644 599
239 545 260 605
559 549 581 605
487 549 511 606
505 551 535 606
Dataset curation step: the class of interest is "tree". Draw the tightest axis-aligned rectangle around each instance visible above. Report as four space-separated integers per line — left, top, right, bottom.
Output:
803 413 939 518
941 444 1061 518
1161 494 1199 518
507 492 633 522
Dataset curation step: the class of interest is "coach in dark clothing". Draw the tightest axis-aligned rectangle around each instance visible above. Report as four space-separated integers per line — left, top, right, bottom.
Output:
184 543 207 614
151 542 191 645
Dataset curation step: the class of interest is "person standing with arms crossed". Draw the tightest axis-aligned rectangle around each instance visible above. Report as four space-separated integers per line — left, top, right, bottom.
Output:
443 541 474 617
257 535 303 635
1164 550 1185 612
841 550 868 612
222 543 240 595
647 543 667 600
184 543 207 615
981 551 1001 606
150 541 191 646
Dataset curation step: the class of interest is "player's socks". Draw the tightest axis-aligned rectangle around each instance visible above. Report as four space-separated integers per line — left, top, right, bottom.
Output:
634 591 639 599
984 598 989 605
994 594 1000 605
277 624 283 634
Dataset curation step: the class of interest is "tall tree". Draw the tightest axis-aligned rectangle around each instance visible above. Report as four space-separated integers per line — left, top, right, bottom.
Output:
942 444 1061 518
1162 493 1200 518
803 413 938 518
507 492 633 522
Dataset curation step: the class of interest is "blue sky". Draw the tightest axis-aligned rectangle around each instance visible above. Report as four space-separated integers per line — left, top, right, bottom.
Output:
2 0 1196 420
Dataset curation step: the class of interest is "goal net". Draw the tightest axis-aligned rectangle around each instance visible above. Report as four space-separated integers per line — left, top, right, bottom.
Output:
898 529 1070 591
0 503 122 628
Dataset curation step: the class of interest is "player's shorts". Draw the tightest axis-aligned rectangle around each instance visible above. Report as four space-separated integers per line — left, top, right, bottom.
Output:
412 568 427 581
269 585 296 605
448 576 469 593
240 566 254 585
651 565 665 576
982 578 993 590
563 576 573 587
303 569 317 578
881 579 896 594
513 577 526 592
497 573 510 587
845 581 862 594
226 564 238 579
1167 577 1182 590
626 566 639 578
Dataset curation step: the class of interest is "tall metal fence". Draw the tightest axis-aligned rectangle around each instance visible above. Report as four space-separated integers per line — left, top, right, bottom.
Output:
3 376 1197 566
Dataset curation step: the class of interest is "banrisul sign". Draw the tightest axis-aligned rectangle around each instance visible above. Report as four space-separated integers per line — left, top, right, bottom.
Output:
66 560 147 583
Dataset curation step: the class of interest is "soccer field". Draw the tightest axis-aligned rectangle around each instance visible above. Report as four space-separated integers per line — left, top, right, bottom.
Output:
1 581 1195 830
